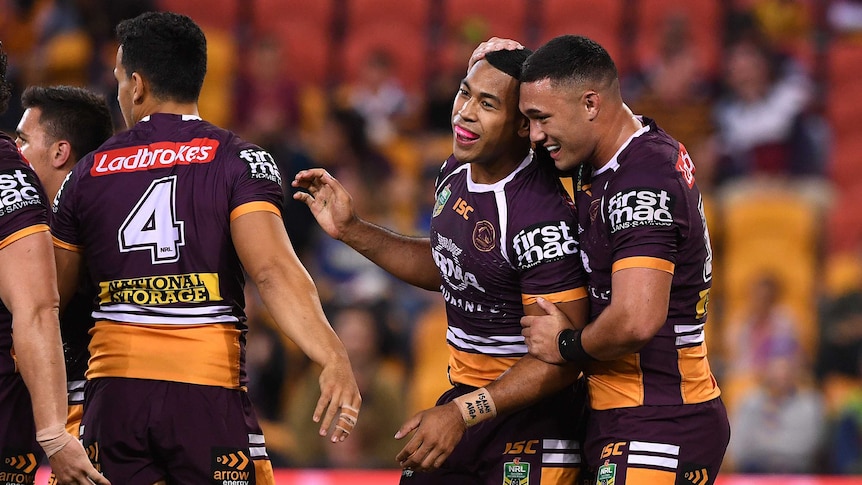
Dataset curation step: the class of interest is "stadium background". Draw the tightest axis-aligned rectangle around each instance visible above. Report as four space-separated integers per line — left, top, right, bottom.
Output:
3 0 862 481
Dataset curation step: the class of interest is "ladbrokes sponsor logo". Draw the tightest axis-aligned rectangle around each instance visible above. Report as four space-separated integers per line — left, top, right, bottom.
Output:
607 187 674 233
211 448 251 485
90 138 219 176
239 148 281 185
99 272 222 305
512 221 578 270
0 451 37 485
0 169 43 218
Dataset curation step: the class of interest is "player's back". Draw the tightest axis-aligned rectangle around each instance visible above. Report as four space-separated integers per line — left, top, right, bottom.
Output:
51 113 283 389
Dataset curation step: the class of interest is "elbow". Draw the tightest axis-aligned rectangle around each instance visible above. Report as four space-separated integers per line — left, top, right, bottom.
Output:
616 308 665 352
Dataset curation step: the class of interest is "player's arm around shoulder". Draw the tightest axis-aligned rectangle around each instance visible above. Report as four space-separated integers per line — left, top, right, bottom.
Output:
231 210 361 442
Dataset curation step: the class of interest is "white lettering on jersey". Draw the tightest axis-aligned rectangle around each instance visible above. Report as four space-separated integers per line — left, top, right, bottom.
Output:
91 138 220 176
433 234 485 292
0 169 42 217
607 187 674 233
239 148 281 185
512 221 578 270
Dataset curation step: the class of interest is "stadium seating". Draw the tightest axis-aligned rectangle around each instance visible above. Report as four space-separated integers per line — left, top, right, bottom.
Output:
441 0 529 41
158 0 240 32
538 0 626 70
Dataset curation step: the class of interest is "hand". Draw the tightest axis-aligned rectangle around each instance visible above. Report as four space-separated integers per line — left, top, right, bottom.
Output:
292 168 358 240
395 402 466 471
314 359 362 443
48 437 110 484
467 37 525 73
521 297 573 364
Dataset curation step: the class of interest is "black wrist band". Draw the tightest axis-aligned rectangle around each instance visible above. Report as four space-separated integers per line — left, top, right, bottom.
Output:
558 328 596 367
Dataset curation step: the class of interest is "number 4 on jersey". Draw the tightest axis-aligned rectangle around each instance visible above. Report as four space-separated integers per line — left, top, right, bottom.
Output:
118 175 185 264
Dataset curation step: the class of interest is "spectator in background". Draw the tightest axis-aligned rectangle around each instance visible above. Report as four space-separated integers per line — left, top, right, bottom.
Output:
286 305 406 468
627 12 718 190
711 16 826 188
724 274 801 379
729 349 826 473
830 351 862 474
339 47 416 147
817 286 862 381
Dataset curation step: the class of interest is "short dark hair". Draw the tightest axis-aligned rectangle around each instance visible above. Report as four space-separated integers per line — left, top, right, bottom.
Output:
115 11 207 103
522 35 618 89
21 86 113 159
484 47 533 81
0 42 11 114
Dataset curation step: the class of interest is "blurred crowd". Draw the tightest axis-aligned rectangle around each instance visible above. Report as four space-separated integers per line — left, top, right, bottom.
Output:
2 0 862 475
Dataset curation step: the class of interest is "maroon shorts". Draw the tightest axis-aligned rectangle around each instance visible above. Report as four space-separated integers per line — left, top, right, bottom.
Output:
81 377 274 485
0 374 43 483
584 397 729 485
401 379 590 485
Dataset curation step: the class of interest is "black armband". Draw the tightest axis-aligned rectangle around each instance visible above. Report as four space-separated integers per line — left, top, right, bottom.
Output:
558 328 596 368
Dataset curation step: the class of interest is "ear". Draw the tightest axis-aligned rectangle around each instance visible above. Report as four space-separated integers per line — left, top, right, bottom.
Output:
584 90 601 121
131 71 146 105
517 115 530 138
52 140 73 169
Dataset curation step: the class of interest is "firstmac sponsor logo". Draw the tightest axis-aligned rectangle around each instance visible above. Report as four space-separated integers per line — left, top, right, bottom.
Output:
607 187 674 233
0 168 43 217
512 221 578 270
90 138 220 176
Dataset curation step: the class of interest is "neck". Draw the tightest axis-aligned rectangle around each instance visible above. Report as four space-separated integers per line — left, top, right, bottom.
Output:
590 103 643 171
134 100 200 123
469 148 530 185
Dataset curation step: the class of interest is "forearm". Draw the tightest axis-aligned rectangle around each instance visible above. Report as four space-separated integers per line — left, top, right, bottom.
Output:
486 355 579 415
14 308 68 430
340 218 440 291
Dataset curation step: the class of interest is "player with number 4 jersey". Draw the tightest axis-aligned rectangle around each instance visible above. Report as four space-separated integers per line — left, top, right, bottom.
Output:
50 12 360 485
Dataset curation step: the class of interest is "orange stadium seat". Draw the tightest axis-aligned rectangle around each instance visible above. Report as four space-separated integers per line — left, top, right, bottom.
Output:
632 0 723 76
251 0 335 32
158 0 240 31
538 0 625 68
719 189 821 356
442 0 529 41
262 21 334 87
345 0 430 31
340 23 430 93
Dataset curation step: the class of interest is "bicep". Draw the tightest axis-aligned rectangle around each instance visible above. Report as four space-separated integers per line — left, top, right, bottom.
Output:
54 245 83 313
231 210 306 283
523 298 589 329
610 266 672 337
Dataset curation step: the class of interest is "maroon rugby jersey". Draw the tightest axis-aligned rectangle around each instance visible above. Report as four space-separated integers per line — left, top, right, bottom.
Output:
51 114 283 389
575 117 720 410
0 132 51 376
431 151 587 387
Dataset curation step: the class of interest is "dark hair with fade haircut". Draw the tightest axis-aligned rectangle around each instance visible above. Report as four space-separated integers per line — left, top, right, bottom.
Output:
0 42 11 114
21 86 114 159
484 47 533 81
521 35 618 89
115 11 207 103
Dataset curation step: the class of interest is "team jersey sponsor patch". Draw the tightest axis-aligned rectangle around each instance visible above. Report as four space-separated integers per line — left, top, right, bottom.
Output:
99 272 221 305
607 187 675 233
432 184 452 217
503 458 530 485
0 168 43 218
0 450 38 485
211 448 251 485
239 148 281 185
91 138 220 176
472 220 495 252
512 221 578 270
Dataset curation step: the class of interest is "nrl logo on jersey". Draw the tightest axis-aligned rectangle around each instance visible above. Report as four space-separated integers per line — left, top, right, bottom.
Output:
607 187 674 233
512 221 578 270
432 184 452 218
239 148 281 185
0 168 43 217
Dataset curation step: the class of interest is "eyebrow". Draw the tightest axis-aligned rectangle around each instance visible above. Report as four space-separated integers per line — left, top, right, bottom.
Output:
461 79 503 105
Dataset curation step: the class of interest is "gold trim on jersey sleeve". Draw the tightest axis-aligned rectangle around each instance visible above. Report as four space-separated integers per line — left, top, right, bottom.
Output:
612 256 675 274
0 224 50 250
522 286 588 306
448 347 519 388
51 235 83 252
229 201 281 221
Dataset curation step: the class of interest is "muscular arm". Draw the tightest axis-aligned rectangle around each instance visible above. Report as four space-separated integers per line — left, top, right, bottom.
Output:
232 210 361 441
293 168 440 291
54 246 82 314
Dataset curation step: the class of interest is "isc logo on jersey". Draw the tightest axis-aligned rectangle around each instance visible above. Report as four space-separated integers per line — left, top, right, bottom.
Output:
512 221 578 270
239 148 281 185
607 187 674 233
91 138 220 176
0 168 43 217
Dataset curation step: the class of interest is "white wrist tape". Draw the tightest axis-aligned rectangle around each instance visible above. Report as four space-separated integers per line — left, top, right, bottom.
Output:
36 424 73 457
452 387 497 427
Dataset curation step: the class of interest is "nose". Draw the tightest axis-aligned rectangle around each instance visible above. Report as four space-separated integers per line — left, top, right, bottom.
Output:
456 98 478 121
529 120 546 144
